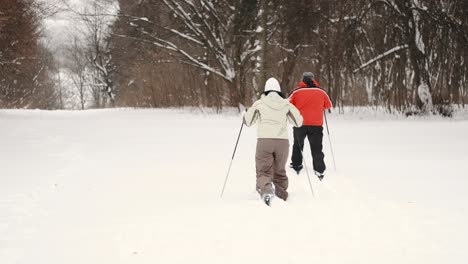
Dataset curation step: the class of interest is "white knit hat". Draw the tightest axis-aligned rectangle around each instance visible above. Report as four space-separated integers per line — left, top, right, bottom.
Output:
264 78 281 92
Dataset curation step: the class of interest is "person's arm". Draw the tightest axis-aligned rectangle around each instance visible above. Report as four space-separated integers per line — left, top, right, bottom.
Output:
324 92 332 110
289 92 296 105
287 103 303 127
243 101 260 127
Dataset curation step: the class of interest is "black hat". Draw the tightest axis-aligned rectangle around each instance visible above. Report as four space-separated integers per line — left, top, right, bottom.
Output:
302 72 314 79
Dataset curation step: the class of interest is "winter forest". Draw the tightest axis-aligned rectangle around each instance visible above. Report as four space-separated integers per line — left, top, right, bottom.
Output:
1 0 468 115
3 1 468 262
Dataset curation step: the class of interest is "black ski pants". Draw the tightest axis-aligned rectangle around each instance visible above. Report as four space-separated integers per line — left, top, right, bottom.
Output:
291 126 326 174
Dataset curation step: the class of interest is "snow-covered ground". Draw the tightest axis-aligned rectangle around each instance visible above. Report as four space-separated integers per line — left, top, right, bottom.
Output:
1 108 467 264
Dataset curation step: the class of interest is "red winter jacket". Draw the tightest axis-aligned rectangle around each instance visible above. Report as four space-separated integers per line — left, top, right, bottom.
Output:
288 82 332 126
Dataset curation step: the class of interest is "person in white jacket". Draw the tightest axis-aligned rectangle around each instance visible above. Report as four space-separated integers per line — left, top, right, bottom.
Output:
243 78 303 204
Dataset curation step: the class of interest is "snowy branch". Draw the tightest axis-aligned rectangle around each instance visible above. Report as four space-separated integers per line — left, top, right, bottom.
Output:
112 0 248 83
268 41 313 53
354 45 409 73
329 16 358 23
374 0 404 17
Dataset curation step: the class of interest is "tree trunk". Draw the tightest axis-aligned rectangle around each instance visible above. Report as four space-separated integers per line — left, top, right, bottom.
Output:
409 0 433 113
255 0 267 97
280 50 299 94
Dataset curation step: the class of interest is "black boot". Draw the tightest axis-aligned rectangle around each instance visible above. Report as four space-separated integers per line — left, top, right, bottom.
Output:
290 163 303 174
262 193 273 206
314 170 324 181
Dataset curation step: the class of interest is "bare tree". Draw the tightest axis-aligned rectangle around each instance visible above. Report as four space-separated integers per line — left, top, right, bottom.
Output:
112 0 261 107
79 0 116 108
65 37 89 109
104 0 467 115
0 0 58 109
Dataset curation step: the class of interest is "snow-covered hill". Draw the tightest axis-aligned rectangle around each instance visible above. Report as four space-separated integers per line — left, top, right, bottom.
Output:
1 108 467 264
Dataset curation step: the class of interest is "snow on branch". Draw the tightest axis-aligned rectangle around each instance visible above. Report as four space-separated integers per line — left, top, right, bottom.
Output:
113 30 233 82
113 0 257 84
353 44 409 73
161 0 210 43
268 41 313 53
164 27 204 45
200 0 227 31
374 0 404 16
120 0 236 82
329 16 357 23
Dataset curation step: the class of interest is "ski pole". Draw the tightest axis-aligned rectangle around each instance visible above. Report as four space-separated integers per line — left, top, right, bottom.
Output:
293 131 315 198
220 121 244 198
323 110 337 171
300 148 315 198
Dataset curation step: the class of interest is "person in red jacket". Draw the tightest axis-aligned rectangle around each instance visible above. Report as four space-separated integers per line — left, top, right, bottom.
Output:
288 72 332 180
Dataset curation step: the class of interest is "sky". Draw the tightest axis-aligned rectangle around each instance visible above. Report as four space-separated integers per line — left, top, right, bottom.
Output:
40 0 85 50
36 0 119 109
40 0 118 51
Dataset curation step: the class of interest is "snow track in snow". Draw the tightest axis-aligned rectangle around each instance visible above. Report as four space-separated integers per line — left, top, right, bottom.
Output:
1 108 467 264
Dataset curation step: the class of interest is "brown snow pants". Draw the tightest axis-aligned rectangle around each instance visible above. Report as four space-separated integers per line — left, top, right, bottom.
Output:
255 138 289 200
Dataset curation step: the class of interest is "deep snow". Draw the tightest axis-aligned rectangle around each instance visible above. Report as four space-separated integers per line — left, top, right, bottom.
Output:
1 108 467 264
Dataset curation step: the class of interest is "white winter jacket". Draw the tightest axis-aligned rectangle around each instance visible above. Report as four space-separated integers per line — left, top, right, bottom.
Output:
243 93 303 139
